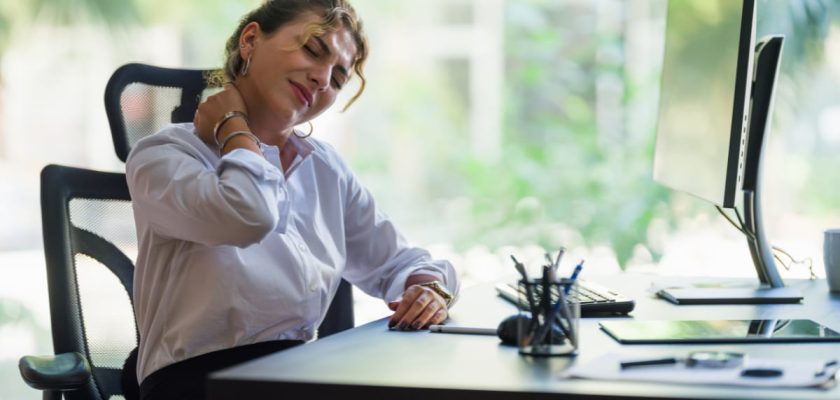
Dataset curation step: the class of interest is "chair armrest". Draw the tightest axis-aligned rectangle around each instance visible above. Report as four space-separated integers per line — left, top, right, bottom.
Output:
19 352 91 391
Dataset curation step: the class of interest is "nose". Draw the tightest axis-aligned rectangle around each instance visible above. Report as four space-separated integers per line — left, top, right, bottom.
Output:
308 65 331 92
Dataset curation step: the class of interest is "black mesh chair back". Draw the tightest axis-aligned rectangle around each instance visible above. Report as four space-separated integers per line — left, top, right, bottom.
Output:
104 63 218 162
40 164 138 400
103 63 354 337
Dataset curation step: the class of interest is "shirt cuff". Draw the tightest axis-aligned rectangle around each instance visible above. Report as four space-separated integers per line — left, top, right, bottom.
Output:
383 265 457 303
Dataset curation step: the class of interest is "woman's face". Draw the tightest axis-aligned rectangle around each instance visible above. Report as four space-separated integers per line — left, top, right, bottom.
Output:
237 13 357 133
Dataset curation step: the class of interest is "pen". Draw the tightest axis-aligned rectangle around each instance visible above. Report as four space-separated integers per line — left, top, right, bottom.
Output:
510 255 538 315
541 265 551 318
740 368 783 378
564 260 584 295
510 255 529 282
551 260 584 316
555 287 576 346
547 260 584 345
553 247 565 272
544 253 555 268
620 357 679 369
533 265 557 345
428 325 497 336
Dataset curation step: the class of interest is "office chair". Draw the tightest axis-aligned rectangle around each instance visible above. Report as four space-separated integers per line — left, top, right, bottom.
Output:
19 165 138 400
19 63 354 400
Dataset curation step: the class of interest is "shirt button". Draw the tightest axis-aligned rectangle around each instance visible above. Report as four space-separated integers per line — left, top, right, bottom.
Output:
309 282 319 292
298 243 306 251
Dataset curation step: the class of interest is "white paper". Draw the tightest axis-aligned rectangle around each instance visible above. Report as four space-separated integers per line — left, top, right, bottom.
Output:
564 353 838 388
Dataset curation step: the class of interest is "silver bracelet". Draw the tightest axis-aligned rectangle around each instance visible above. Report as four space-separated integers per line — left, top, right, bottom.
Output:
219 130 261 154
213 111 249 147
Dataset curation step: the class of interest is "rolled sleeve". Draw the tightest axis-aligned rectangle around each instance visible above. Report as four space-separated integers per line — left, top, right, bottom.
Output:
383 261 460 303
339 166 460 303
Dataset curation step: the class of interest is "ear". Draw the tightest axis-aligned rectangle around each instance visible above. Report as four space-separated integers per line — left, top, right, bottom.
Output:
239 21 261 59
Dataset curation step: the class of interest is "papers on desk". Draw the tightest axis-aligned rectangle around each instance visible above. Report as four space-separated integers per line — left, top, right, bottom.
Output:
564 353 839 389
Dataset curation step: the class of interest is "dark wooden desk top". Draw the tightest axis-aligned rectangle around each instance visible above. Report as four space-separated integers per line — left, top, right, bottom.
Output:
209 274 840 399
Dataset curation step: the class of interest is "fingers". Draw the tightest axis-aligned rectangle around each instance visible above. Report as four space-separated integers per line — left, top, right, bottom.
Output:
198 86 247 123
193 87 250 145
388 288 417 328
388 285 448 331
417 304 448 329
429 308 448 327
388 285 423 329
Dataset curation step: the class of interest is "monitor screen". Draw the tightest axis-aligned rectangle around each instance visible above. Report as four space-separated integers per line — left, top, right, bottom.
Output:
653 0 755 207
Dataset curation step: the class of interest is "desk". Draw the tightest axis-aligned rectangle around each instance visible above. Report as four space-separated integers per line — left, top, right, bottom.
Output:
209 274 840 399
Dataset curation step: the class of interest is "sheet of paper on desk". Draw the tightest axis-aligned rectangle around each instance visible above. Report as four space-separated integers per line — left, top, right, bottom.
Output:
563 353 839 388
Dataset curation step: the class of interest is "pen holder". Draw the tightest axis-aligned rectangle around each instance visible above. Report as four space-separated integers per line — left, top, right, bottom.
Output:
517 278 580 357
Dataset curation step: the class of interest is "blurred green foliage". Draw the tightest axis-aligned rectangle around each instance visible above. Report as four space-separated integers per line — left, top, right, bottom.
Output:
0 0 837 268
758 0 840 219
335 0 840 268
475 1 670 266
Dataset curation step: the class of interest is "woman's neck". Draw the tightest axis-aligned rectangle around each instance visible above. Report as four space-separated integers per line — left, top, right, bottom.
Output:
249 116 294 149
235 79 295 149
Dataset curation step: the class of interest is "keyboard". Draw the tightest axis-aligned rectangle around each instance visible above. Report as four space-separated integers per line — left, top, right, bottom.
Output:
495 279 635 316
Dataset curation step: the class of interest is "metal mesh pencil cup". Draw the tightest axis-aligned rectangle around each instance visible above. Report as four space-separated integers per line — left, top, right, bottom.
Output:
517 278 580 356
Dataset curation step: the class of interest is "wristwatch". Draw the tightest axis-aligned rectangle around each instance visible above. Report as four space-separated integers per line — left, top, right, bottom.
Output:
417 281 454 308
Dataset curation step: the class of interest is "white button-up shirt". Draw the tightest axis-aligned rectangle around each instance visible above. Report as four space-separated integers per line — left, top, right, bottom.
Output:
126 123 458 382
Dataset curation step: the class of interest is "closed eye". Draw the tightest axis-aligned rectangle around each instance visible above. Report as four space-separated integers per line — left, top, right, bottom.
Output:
305 38 348 90
331 77 344 90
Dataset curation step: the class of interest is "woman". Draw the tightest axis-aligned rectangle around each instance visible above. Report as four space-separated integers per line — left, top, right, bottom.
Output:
126 1 459 398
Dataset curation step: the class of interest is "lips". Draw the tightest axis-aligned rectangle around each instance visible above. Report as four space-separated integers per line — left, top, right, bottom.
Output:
289 81 312 107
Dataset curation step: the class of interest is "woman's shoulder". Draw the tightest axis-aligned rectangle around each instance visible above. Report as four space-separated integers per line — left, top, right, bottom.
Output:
127 123 214 161
134 123 199 147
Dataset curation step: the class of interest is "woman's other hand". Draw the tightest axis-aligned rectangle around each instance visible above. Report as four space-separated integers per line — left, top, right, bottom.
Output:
387 284 448 331
193 84 249 145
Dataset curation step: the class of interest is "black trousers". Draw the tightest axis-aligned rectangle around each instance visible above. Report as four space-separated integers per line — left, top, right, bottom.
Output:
139 340 303 400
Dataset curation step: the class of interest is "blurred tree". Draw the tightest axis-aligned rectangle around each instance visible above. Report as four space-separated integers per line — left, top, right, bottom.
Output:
454 0 840 268
759 0 840 66
758 0 840 216
27 0 140 27
0 0 140 159
464 0 672 267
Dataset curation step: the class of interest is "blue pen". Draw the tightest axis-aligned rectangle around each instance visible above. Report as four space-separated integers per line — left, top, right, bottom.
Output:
536 260 585 345
564 260 584 295
552 260 585 314
542 261 584 346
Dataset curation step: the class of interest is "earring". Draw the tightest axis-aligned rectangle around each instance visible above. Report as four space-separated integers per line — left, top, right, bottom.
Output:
294 121 314 139
240 54 252 77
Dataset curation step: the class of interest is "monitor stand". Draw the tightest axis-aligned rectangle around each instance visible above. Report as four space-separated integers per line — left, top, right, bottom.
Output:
659 35 803 306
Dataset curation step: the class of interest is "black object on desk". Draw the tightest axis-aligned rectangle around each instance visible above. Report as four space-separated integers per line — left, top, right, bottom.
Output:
741 368 783 378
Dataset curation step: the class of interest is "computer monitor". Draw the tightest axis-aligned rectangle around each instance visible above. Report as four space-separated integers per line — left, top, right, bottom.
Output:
652 0 802 304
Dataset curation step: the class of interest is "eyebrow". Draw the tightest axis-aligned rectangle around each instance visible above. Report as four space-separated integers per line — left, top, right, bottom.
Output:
314 36 349 79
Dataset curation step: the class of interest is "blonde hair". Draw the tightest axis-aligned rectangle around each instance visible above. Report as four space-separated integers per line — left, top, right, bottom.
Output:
207 0 368 111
